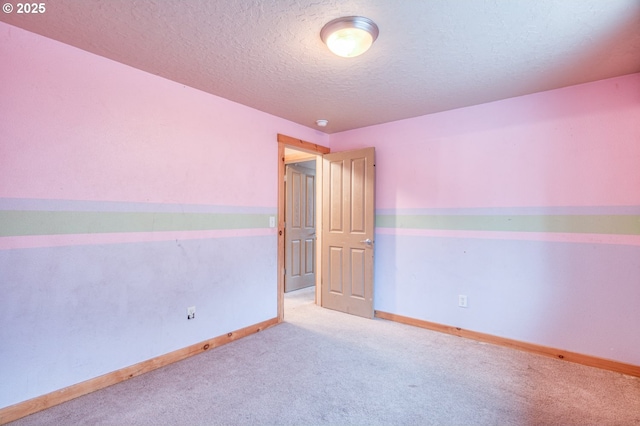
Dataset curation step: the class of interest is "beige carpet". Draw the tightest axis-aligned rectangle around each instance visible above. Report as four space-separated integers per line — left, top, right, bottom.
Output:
9 286 640 425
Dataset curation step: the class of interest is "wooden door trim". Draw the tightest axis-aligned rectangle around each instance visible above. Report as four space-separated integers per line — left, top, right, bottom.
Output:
277 134 329 322
278 134 330 154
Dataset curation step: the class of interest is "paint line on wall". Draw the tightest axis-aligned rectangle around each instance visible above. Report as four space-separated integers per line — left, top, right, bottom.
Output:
0 228 275 250
376 214 640 236
0 211 272 237
376 206 640 216
0 198 276 214
376 227 640 247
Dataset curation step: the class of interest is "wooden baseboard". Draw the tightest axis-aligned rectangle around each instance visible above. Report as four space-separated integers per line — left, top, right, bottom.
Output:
375 310 640 378
0 317 279 424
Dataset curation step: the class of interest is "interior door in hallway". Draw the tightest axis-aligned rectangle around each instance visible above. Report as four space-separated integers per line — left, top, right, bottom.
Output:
322 147 375 318
285 163 316 292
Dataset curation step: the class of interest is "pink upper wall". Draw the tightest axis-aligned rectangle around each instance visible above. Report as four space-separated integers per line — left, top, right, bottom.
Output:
329 72 640 366
330 73 640 210
0 22 328 207
0 22 329 409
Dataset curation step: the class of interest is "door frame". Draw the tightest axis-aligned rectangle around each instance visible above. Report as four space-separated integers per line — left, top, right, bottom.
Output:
277 134 330 322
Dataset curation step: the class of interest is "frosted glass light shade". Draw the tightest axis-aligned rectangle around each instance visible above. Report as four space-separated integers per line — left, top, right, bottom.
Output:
320 16 379 58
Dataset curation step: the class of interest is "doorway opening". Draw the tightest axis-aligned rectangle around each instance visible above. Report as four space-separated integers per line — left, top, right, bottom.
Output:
277 134 329 322
277 134 376 322
284 159 316 293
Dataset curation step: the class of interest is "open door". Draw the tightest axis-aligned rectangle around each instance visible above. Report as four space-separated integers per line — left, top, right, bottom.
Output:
284 163 316 292
321 147 375 318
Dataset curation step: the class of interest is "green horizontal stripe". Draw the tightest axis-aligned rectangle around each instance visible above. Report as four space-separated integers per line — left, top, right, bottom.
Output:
3 211 638 237
0 211 271 237
376 215 640 235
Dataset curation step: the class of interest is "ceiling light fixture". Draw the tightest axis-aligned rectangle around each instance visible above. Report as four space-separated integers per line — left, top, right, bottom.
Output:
316 119 328 127
320 16 379 58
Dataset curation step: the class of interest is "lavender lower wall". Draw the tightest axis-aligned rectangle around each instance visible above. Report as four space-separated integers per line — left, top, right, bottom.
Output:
0 236 275 406
374 234 640 364
332 73 640 366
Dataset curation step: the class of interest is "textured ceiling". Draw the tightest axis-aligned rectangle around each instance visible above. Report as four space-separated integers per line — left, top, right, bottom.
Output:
2 0 640 133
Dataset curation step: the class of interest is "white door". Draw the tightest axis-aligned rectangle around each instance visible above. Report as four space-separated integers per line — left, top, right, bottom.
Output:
285 164 316 292
321 147 375 318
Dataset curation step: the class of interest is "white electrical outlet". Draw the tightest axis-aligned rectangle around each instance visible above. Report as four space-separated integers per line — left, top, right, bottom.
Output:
187 306 196 320
458 295 468 308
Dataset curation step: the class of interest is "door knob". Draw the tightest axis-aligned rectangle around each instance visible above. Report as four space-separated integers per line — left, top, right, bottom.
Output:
360 238 373 245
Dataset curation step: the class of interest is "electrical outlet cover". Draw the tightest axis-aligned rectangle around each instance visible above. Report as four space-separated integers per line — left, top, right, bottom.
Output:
458 295 468 308
187 306 196 319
